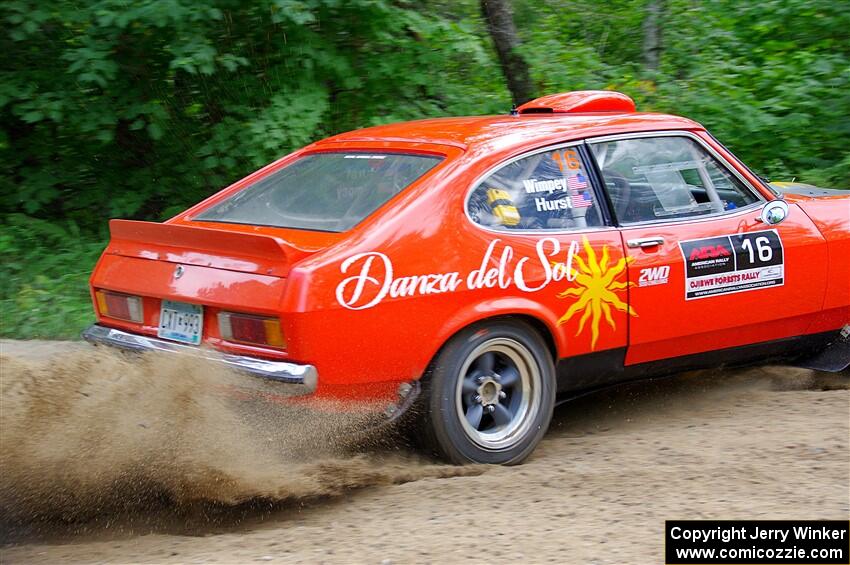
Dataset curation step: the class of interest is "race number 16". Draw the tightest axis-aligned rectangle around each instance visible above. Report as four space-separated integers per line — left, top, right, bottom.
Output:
742 236 772 262
731 231 783 270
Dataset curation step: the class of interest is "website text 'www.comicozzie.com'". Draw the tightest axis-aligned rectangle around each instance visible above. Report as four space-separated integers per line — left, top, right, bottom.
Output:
665 520 849 565
674 545 844 562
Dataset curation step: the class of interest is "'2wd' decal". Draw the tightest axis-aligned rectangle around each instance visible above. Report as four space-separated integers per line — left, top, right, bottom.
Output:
679 230 784 300
638 265 670 287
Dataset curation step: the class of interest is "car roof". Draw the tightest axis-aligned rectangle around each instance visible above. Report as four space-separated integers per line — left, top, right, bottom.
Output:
316 112 703 153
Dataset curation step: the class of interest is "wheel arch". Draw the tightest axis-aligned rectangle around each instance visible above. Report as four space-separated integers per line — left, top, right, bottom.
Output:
417 302 562 382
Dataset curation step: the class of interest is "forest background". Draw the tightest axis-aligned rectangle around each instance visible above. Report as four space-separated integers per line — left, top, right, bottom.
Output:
2 0 847 337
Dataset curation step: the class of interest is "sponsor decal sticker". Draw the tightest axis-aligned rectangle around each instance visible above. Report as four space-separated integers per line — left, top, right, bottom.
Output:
679 230 784 300
335 237 634 349
335 238 582 311
638 265 670 287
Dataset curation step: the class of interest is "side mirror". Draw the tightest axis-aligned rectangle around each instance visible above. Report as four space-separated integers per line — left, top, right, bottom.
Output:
759 200 788 225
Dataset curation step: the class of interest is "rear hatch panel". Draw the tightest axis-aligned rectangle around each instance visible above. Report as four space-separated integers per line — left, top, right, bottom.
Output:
91 220 313 356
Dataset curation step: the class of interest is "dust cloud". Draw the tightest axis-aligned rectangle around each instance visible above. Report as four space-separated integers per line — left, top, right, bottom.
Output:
0 346 478 530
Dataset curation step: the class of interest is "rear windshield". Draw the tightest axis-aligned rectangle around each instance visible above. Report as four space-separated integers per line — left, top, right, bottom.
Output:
194 152 443 232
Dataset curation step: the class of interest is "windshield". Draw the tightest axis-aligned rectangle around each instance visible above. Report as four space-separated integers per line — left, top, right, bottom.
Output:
194 152 443 232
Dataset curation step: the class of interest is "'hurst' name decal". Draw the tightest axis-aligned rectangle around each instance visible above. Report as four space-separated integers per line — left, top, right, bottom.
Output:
335 238 581 310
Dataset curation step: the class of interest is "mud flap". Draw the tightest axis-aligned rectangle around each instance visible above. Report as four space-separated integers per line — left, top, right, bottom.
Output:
791 326 850 373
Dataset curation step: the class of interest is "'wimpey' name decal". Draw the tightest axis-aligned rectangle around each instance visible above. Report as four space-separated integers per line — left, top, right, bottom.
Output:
522 178 569 194
335 238 580 310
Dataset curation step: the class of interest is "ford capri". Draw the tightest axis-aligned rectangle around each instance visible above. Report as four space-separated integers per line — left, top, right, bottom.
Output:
84 90 850 465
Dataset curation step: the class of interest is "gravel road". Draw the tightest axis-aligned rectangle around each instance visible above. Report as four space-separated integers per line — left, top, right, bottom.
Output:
0 340 847 564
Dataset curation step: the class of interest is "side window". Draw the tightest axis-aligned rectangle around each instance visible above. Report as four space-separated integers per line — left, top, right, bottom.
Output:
467 147 603 231
589 136 761 224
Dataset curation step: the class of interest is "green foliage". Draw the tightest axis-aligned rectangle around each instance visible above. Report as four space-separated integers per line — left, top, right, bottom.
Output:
1 0 847 338
0 216 104 338
1 0 506 229
519 0 850 185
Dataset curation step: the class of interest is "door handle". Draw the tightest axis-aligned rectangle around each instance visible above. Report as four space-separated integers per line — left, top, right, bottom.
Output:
627 236 665 249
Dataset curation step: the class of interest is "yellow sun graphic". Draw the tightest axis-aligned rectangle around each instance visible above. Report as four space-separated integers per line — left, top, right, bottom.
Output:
556 236 637 350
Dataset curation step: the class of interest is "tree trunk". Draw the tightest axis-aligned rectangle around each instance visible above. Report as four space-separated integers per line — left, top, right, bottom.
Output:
480 0 534 105
642 0 664 71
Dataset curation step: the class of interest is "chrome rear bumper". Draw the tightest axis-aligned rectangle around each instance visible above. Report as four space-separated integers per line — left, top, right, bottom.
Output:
82 324 317 390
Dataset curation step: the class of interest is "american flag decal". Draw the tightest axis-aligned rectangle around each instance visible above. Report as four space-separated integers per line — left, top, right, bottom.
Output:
567 173 587 191
568 173 592 208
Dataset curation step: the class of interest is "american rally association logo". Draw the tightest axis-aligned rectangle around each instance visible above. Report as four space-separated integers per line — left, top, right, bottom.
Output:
335 236 637 349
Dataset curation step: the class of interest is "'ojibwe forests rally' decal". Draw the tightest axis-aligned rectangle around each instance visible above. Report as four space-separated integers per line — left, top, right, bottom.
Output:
335 237 636 350
679 229 784 300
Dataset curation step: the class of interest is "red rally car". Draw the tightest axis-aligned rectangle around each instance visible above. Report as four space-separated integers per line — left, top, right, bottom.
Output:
84 91 850 465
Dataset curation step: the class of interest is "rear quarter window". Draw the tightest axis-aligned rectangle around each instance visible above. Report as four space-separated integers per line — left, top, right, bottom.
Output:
467 146 604 231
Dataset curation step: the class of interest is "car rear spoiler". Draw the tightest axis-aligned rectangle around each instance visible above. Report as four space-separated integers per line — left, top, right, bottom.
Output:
106 219 303 277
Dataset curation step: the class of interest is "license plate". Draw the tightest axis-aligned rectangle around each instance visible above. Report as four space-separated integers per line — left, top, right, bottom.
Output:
157 300 203 345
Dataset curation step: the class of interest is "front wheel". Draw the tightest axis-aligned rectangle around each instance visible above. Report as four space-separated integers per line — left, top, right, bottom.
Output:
421 320 556 464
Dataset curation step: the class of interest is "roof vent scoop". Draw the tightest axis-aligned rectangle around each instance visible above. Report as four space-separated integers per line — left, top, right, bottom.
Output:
516 90 636 114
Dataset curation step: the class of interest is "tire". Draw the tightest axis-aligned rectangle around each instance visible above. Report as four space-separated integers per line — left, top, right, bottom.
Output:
420 320 556 465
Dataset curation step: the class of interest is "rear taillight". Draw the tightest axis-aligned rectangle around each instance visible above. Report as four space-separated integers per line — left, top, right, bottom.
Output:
95 290 144 323
218 312 285 348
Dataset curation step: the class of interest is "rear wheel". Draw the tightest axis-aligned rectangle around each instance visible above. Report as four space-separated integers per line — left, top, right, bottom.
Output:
421 320 555 464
